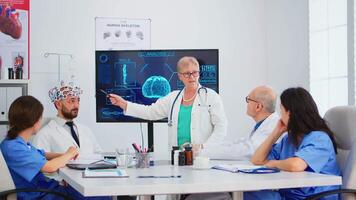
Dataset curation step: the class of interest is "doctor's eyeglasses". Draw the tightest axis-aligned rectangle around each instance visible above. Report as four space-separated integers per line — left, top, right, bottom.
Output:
245 96 259 104
179 71 200 78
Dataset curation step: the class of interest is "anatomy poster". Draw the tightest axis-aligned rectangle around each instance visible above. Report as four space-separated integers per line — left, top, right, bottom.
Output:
95 18 151 50
0 0 29 79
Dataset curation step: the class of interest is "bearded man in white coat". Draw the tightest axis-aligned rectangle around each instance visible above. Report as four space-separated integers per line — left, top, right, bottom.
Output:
200 85 279 160
32 81 102 156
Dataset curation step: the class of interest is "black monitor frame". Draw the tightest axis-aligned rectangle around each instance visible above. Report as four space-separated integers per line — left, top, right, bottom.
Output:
95 49 219 123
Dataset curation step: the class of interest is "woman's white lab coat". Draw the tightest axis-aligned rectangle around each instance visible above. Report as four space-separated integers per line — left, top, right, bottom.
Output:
125 86 228 149
32 119 102 154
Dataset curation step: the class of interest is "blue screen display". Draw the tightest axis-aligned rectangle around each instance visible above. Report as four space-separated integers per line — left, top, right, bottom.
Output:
96 49 219 122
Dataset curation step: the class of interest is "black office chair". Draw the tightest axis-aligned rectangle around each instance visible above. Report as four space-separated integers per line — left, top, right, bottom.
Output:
0 188 73 200
0 150 73 200
305 189 356 200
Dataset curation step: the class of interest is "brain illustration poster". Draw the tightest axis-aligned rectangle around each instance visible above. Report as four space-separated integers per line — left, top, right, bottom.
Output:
95 17 151 50
0 0 29 79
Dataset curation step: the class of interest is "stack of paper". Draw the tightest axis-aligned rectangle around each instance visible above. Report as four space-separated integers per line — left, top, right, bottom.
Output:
82 168 129 178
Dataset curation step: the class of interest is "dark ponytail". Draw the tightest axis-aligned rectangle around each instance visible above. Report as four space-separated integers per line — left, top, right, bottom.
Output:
7 126 21 139
7 96 44 139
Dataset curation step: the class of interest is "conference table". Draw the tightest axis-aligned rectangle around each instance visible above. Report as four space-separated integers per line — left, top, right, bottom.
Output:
59 160 342 200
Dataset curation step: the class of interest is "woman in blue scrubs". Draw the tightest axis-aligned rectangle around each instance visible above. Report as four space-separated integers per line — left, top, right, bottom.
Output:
0 96 110 200
245 87 341 200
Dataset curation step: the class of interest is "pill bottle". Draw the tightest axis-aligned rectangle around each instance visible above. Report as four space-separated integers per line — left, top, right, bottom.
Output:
184 146 193 165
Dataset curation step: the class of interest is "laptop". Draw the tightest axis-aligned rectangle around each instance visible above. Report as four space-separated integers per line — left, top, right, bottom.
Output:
66 160 117 170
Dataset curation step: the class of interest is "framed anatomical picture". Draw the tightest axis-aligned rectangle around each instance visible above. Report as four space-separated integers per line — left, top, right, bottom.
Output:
95 17 151 50
0 0 29 79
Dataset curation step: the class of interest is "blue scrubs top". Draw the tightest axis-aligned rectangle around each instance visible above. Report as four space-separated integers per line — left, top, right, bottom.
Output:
1 136 60 199
1 137 110 200
268 131 341 200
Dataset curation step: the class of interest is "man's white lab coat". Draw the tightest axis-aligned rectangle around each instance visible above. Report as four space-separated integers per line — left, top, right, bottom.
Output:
32 116 102 154
200 112 280 160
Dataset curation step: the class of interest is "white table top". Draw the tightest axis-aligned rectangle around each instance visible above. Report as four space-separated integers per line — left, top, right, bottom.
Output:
59 161 342 197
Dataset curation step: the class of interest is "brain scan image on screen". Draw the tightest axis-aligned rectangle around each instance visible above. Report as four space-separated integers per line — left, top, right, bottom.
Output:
142 76 171 98
96 49 219 122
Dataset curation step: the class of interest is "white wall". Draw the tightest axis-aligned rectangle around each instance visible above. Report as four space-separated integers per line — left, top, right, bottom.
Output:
265 0 310 92
29 0 308 159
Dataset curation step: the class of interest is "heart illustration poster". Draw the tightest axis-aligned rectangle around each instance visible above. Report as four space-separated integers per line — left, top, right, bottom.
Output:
0 0 29 80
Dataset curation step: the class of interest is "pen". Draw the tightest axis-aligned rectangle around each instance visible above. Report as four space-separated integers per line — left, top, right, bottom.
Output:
100 89 109 96
132 143 141 153
137 175 182 178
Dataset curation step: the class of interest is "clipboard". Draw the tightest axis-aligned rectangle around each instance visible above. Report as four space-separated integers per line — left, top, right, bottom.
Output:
212 164 280 174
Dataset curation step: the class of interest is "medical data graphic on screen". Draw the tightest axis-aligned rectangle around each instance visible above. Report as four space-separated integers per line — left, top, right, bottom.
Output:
96 49 219 122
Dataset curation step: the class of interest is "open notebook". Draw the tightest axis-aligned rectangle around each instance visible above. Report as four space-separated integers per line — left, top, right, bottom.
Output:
82 168 129 178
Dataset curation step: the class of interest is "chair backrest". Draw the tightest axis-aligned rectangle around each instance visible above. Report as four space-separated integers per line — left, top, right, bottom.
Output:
0 150 16 200
324 106 356 200
40 117 52 129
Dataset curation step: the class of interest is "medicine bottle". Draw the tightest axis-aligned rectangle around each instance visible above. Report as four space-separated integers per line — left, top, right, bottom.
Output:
184 146 193 165
171 146 179 165
174 150 180 166
15 68 23 79
8 68 14 79
178 151 186 166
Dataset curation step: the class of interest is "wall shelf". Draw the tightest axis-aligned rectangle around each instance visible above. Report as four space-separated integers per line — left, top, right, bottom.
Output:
0 79 30 84
0 81 29 123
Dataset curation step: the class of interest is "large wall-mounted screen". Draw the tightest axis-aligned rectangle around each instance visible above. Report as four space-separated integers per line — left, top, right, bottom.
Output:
96 49 219 122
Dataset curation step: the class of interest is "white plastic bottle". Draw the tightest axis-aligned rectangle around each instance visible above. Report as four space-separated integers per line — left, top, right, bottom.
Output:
174 150 180 166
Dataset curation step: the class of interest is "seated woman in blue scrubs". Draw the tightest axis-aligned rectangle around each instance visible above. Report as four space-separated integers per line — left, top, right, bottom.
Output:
245 87 341 200
0 96 110 200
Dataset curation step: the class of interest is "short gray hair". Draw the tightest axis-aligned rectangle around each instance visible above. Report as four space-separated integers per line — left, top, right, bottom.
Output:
177 56 199 72
254 86 277 113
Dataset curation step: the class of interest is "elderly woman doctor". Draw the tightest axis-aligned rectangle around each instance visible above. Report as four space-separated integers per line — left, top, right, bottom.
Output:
109 56 227 152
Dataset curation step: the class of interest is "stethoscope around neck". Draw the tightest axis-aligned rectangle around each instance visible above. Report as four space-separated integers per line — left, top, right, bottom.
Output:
168 86 210 127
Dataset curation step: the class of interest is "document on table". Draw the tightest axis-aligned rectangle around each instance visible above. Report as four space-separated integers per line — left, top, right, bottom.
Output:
82 168 129 178
69 153 104 164
212 164 261 173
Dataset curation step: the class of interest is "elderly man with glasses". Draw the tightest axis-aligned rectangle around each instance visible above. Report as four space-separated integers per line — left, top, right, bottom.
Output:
200 85 280 160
